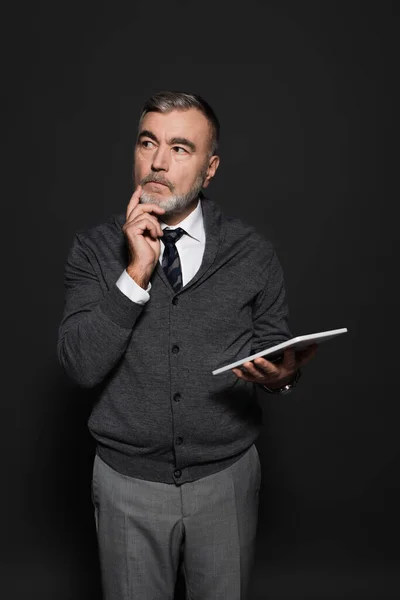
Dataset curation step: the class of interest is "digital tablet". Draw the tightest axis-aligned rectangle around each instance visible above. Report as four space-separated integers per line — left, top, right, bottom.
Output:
212 327 348 375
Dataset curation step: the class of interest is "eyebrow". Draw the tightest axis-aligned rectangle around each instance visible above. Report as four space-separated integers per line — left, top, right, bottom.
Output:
138 129 197 152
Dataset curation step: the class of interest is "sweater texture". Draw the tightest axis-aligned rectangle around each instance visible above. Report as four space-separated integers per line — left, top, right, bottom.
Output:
57 197 291 485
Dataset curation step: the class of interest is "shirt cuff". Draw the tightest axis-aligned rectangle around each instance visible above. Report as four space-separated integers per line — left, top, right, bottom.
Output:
116 270 151 305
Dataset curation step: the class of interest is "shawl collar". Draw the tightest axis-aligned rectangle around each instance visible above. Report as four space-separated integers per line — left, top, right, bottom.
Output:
114 195 226 295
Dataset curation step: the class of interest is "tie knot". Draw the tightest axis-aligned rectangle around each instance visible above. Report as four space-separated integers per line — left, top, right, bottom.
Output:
162 227 185 246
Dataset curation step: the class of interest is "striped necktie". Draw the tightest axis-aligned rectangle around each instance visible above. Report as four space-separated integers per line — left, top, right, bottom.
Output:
161 227 185 292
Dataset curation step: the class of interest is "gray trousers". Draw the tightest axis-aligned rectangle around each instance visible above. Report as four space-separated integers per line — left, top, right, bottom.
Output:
91 444 261 599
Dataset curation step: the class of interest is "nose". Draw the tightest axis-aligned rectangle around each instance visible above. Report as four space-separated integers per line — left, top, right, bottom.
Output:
151 146 169 172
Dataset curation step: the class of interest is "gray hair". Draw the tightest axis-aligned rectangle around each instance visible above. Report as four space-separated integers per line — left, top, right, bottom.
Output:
138 90 220 157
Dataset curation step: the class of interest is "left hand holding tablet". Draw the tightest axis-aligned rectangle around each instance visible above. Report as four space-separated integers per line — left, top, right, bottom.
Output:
232 344 317 388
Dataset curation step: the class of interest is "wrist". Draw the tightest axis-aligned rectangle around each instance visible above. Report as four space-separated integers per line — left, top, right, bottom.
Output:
262 369 301 395
126 266 150 290
265 374 295 389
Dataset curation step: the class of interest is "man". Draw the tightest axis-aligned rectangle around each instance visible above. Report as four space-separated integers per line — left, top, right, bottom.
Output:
57 91 316 599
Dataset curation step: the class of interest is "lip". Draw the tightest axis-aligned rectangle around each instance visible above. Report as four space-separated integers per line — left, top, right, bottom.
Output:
147 181 168 188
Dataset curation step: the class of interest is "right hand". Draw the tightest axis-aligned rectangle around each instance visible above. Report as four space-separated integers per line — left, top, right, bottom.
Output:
123 185 166 288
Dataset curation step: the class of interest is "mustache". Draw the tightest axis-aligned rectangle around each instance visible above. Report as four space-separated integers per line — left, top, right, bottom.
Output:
140 174 173 191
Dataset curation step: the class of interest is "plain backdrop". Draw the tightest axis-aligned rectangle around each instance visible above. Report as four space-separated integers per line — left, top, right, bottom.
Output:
2 1 398 599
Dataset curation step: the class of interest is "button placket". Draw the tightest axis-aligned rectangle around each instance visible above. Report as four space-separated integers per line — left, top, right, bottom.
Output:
170 299 184 484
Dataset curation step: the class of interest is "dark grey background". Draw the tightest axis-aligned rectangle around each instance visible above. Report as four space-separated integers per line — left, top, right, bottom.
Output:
2 1 398 598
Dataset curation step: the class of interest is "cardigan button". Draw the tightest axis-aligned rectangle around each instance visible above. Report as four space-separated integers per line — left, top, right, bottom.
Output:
175 437 183 445
173 393 181 402
174 469 182 478
172 297 179 305
172 345 180 354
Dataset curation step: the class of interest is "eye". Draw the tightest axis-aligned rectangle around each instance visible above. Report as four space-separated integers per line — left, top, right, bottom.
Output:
141 140 155 148
173 146 187 154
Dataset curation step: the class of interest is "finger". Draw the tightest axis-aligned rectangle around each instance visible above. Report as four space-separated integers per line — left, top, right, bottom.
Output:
241 361 269 380
135 212 164 237
130 216 161 240
232 367 260 383
125 213 164 238
126 185 143 221
125 216 162 240
253 357 280 378
232 367 245 378
127 202 166 228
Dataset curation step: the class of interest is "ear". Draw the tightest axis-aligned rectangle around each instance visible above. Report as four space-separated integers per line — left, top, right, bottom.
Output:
202 155 220 189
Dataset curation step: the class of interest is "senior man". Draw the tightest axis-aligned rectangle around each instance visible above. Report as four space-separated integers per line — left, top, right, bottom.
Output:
58 90 316 600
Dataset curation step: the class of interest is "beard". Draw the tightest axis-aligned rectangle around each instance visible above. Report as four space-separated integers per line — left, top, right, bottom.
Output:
136 164 208 217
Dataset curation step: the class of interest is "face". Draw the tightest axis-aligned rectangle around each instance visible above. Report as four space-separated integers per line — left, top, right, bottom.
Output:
133 108 220 220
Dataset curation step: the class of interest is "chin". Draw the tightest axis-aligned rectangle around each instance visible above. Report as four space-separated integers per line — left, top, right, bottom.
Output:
159 200 186 216
140 192 190 215
141 192 172 207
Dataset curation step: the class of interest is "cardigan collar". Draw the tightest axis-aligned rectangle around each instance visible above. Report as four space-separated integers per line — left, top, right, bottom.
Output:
114 192 225 295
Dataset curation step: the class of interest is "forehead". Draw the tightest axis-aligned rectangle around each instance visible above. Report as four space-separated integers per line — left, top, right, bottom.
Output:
140 109 211 148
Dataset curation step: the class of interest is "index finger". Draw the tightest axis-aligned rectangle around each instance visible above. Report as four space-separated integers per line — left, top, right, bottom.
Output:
126 185 143 220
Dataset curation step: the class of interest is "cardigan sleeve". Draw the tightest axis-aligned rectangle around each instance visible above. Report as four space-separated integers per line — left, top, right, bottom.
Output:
57 234 145 388
250 247 292 355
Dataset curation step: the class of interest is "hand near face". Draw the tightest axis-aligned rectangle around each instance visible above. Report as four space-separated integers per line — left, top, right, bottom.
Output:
232 344 317 388
123 185 166 288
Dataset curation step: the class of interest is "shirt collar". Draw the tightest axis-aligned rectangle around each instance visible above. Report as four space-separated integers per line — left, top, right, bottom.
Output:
160 197 205 243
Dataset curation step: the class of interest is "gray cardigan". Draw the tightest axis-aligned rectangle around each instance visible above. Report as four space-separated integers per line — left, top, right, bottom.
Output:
57 197 291 485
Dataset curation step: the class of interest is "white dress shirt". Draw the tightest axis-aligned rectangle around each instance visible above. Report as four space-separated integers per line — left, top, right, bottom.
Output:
116 198 205 304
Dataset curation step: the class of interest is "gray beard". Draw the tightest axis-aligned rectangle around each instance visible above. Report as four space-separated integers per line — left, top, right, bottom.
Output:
137 169 207 217
140 189 200 216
